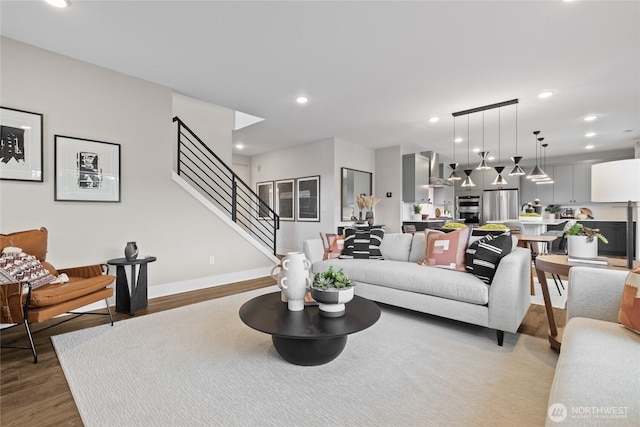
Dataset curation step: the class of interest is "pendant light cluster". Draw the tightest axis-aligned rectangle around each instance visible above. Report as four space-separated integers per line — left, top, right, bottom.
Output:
526 131 547 180
531 136 554 184
450 99 520 187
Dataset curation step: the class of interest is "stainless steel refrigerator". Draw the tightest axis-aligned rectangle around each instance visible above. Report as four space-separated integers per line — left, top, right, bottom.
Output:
482 189 519 223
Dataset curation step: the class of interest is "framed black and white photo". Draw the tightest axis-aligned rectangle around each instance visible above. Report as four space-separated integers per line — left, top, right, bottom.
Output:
0 106 43 182
275 179 295 221
297 175 320 222
54 135 121 202
256 181 274 219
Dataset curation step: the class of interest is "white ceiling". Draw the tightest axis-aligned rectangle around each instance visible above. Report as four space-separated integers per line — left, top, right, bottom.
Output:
1 0 639 163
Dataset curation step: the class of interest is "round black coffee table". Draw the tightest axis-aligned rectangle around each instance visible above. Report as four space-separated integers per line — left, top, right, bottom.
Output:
239 292 380 366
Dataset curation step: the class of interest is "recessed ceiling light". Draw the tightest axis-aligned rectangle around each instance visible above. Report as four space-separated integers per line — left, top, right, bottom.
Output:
585 132 596 137
454 137 463 143
487 156 495 161
428 117 440 123
296 96 308 104
472 148 480 153
44 0 70 7
235 143 244 150
585 145 595 150
583 115 597 122
537 91 554 99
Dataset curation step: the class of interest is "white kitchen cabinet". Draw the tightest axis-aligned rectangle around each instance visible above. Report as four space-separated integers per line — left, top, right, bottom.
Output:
553 163 591 204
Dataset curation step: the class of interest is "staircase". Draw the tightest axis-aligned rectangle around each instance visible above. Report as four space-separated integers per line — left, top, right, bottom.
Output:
172 117 280 258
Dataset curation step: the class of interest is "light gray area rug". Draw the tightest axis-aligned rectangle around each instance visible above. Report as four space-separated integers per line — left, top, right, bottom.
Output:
52 286 558 427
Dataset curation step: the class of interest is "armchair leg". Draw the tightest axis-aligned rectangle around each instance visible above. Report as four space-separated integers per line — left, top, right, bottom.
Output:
23 320 37 364
105 298 114 326
496 330 504 346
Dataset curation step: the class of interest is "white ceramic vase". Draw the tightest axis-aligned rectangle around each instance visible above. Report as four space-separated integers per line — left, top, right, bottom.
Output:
279 252 311 311
567 236 598 258
270 264 288 302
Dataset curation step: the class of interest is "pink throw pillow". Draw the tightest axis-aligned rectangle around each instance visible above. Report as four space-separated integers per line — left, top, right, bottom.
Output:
422 226 472 271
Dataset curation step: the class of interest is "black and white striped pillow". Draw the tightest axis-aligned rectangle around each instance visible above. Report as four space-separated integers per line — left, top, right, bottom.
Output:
339 227 385 260
465 232 513 284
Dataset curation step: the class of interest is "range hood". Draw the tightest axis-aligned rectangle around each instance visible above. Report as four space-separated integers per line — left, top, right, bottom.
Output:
420 151 452 187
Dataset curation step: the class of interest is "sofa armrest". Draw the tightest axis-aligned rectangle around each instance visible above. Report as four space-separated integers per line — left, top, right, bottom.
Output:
303 239 324 265
57 264 105 279
567 266 628 323
487 247 532 333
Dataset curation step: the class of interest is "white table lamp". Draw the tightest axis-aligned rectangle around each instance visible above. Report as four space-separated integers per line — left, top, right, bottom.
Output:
591 158 640 269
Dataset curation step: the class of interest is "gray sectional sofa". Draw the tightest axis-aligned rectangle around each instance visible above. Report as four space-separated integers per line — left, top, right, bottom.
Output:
545 266 640 426
303 231 531 345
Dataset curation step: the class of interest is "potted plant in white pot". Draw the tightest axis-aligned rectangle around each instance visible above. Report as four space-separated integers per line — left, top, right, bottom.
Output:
311 266 355 317
565 223 608 259
544 204 561 220
412 204 423 221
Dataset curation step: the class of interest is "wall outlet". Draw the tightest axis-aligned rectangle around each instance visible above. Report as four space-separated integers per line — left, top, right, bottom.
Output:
209 256 215 265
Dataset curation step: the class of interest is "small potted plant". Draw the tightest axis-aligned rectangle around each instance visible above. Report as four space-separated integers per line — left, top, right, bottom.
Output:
544 204 561 220
311 266 355 317
565 223 608 258
412 204 423 221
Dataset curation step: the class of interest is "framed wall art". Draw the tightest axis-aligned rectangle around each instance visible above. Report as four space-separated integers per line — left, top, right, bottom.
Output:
256 181 274 219
297 175 320 222
0 106 44 182
275 179 295 221
54 135 121 202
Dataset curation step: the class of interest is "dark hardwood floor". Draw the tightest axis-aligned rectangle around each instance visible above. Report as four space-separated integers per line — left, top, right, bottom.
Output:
1 276 565 426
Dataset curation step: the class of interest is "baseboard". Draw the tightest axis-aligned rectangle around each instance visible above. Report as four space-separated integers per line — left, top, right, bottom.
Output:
74 266 273 313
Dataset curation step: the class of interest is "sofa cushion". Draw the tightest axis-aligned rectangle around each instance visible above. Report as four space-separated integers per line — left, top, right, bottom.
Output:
465 232 513 285
379 233 413 261
340 227 384 259
312 258 489 305
0 227 48 262
422 226 471 271
618 266 640 334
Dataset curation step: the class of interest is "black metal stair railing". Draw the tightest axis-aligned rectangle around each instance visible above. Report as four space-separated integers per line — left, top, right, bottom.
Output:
173 117 279 255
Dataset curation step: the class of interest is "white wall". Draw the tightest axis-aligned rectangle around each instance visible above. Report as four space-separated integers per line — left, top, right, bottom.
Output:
375 145 403 233
0 37 273 292
251 138 336 253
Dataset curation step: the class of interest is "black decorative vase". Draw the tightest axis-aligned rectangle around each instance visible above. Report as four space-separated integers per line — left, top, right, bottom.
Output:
124 242 139 261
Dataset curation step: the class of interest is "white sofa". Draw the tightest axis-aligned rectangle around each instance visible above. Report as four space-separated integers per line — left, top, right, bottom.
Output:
303 232 531 345
546 266 640 426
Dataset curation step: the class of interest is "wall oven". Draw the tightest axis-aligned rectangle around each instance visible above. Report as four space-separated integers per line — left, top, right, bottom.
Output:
456 195 481 224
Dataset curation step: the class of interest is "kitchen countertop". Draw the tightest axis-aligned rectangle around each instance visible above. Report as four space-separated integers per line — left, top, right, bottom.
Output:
403 219 450 222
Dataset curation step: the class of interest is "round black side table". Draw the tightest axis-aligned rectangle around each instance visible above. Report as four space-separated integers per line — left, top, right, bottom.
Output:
107 256 156 315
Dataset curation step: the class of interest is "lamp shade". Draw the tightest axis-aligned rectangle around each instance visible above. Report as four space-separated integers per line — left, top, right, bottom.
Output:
591 159 640 202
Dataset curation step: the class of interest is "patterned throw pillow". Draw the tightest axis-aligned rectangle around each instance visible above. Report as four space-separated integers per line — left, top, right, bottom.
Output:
321 233 345 260
421 226 472 271
465 232 513 285
618 267 640 334
0 250 56 289
339 227 384 259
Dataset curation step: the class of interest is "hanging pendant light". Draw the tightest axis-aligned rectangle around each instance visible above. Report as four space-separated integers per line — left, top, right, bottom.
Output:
509 103 525 175
461 115 476 187
527 131 546 179
492 108 507 186
535 143 554 184
476 112 490 170
448 116 461 181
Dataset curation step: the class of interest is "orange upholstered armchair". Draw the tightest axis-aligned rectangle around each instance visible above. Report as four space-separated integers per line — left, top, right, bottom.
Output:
0 227 115 363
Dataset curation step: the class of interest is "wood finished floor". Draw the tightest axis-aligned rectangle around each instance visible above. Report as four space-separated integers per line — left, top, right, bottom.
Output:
1 276 566 427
